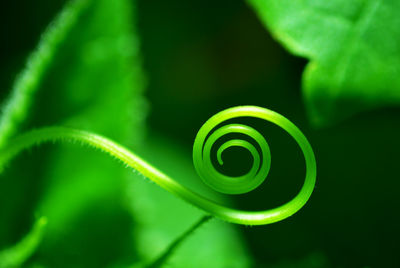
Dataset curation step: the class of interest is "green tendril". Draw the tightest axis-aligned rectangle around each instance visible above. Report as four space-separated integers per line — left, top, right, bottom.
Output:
0 217 47 268
146 215 212 268
0 0 89 147
0 106 316 226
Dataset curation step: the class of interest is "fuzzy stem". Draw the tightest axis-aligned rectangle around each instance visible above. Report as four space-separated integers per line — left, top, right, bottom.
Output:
0 0 90 147
146 216 212 268
0 106 316 226
0 217 47 268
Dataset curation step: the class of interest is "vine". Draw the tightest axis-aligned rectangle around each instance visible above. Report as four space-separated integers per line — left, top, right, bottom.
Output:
0 105 316 226
0 217 47 268
0 0 90 148
146 216 212 268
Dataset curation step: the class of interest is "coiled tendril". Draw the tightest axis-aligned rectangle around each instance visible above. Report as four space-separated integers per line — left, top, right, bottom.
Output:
193 108 272 195
0 106 316 225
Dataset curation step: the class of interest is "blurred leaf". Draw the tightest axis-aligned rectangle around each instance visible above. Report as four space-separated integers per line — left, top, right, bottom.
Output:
31 0 147 266
1 0 146 266
0 217 47 268
248 0 400 126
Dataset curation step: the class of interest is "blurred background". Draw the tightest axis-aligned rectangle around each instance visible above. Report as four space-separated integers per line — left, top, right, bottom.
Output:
0 0 399 267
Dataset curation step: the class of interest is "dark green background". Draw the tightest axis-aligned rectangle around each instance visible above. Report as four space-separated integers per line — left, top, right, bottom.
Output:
1 0 399 267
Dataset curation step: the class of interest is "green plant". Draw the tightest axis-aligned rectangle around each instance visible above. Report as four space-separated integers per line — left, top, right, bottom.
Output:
0 0 318 266
248 0 400 126
0 106 316 225
0 217 47 268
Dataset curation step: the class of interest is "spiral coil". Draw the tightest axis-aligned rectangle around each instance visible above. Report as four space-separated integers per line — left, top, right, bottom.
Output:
1 105 316 225
193 113 272 195
193 106 316 221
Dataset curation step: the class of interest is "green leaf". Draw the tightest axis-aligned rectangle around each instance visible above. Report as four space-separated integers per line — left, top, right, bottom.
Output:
0 0 146 266
248 0 400 126
0 217 47 268
32 0 147 266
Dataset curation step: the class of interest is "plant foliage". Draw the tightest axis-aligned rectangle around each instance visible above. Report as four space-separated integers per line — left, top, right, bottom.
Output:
249 0 400 125
0 0 251 267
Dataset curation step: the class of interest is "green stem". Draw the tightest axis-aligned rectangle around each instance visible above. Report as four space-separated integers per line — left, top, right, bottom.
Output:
0 0 90 147
0 106 316 226
0 217 47 268
146 216 212 268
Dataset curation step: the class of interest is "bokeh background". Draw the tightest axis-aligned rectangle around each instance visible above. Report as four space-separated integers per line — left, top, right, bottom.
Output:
0 0 399 267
